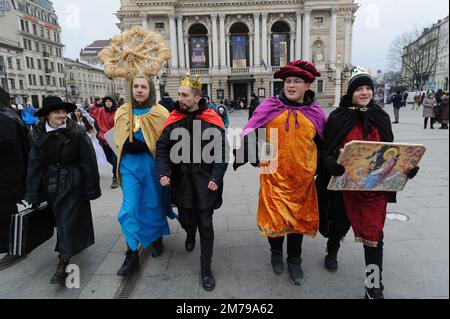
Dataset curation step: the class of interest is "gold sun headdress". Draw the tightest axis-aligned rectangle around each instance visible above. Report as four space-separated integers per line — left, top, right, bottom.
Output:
180 73 202 90
97 26 171 141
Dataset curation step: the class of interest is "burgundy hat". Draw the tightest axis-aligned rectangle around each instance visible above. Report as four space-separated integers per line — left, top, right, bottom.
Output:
274 60 321 83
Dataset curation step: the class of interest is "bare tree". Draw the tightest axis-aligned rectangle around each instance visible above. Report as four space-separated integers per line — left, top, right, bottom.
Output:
387 26 448 91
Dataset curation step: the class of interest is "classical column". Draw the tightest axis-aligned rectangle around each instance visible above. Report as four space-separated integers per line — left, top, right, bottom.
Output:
290 32 295 62
219 14 226 68
169 14 178 68
302 8 311 61
253 13 260 67
208 36 213 68
142 15 148 29
249 35 254 67
344 16 353 64
177 16 185 68
329 7 337 63
267 35 271 66
261 13 268 66
295 11 302 59
211 14 219 68
226 39 230 67
184 36 190 69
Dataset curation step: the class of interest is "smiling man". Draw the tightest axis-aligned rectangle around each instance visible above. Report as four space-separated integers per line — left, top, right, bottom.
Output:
236 60 327 286
156 74 228 292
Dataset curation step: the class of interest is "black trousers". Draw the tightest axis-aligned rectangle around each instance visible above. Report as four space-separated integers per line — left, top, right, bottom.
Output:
101 143 117 178
0 202 17 253
268 233 304 258
424 117 435 128
327 193 351 251
178 207 214 267
364 233 384 284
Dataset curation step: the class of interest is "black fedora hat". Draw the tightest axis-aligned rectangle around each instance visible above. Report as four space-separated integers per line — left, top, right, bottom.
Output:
35 96 76 117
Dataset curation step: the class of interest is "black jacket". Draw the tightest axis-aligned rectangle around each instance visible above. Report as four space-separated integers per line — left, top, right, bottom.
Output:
159 96 175 113
156 102 228 210
25 118 101 257
0 110 29 204
315 96 395 237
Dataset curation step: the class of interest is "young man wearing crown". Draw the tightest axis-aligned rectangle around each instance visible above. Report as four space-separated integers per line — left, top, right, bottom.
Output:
156 74 228 291
234 60 327 286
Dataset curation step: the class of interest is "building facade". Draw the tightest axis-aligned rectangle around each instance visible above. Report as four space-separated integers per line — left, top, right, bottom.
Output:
80 39 112 67
402 16 449 92
64 57 127 105
0 0 65 107
116 0 358 107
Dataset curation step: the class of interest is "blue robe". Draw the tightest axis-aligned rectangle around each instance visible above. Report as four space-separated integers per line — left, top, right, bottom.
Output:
118 108 173 251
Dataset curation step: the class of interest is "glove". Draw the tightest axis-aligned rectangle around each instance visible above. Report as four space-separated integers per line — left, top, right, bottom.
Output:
122 138 149 154
324 156 345 176
406 166 419 179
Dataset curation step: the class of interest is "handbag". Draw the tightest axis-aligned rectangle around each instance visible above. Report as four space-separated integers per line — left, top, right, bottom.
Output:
9 202 55 256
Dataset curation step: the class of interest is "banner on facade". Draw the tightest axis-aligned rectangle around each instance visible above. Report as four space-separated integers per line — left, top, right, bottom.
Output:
273 34 288 67
231 35 247 68
190 36 207 68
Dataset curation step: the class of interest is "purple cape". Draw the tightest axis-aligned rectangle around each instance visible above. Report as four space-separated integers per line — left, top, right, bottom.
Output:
241 96 327 140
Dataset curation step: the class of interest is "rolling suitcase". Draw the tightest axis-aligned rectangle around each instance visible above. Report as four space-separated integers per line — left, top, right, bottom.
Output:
9 202 55 256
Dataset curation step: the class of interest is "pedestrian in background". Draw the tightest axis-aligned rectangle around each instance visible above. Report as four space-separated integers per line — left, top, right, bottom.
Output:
391 91 403 124
438 92 449 129
92 95 119 188
248 93 260 119
422 92 437 129
21 102 37 131
0 87 30 270
159 92 175 113
25 96 101 284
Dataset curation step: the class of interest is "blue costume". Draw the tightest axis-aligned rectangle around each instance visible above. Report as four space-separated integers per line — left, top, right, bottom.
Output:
118 108 172 251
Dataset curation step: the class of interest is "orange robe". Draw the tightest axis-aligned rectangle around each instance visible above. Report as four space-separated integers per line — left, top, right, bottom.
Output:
257 109 319 238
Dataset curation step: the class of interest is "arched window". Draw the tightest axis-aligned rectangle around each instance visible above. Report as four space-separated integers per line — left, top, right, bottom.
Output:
271 21 290 67
189 24 209 68
230 22 249 67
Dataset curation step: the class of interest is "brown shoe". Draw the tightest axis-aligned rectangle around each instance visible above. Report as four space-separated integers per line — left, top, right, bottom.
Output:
50 258 70 284
111 178 119 189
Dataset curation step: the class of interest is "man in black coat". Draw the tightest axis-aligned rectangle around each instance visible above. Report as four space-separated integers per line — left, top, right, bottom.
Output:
25 96 101 284
156 75 228 292
0 87 30 270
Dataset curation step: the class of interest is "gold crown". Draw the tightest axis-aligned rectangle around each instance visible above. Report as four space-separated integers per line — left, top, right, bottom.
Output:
180 73 202 90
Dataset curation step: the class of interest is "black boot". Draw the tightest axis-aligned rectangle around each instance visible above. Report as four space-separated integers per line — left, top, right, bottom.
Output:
324 244 340 271
150 237 164 257
50 256 70 284
117 249 139 276
270 249 283 275
201 264 215 291
185 230 196 252
286 257 304 286
365 283 385 299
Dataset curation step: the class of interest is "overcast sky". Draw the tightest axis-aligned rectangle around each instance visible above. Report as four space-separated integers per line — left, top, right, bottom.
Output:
53 0 449 72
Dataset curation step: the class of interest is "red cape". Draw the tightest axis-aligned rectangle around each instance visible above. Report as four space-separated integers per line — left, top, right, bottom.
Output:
163 109 225 129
